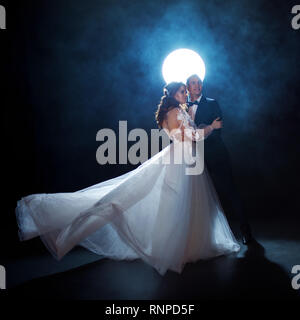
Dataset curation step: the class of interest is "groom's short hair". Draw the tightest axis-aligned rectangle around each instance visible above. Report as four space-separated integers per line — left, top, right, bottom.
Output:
186 74 203 87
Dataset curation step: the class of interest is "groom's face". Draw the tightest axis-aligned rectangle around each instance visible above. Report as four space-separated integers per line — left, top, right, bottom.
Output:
187 76 202 97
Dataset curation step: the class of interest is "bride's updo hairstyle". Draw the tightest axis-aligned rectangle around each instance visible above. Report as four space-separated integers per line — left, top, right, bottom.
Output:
155 81 185 129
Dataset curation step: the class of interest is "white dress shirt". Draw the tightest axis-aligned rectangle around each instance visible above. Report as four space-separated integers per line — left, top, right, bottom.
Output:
188 94 202 121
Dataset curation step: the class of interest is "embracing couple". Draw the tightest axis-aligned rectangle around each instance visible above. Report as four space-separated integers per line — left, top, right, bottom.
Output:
15 74 253 276
158 75 253 244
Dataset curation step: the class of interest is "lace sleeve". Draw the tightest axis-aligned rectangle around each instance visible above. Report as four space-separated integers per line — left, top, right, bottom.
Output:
198 123 214 139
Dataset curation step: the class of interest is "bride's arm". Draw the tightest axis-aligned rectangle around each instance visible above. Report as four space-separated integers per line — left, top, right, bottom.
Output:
187 105 223 138
199 117 222 138
197 124 214 138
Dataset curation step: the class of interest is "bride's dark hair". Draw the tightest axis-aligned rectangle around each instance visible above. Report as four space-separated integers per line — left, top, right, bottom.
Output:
155 82 185 129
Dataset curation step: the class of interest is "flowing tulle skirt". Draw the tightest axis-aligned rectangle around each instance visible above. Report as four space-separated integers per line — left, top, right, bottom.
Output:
15 140 240 276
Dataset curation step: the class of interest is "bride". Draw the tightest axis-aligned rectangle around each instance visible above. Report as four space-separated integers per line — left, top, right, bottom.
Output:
15 82 240 276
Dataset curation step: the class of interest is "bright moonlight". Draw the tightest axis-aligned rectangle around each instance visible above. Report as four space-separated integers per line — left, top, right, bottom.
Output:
162 48 206 84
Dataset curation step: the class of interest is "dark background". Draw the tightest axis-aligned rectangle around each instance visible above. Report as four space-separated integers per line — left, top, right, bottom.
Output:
1 0 300 249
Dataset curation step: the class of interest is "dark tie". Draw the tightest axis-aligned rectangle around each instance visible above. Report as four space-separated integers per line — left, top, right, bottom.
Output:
188 100 200 107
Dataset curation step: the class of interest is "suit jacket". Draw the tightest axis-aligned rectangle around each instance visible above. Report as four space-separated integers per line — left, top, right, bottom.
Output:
193 96 222 139
192 96 230 169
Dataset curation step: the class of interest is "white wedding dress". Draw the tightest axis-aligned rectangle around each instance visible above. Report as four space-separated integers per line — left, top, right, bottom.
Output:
15 107 240 276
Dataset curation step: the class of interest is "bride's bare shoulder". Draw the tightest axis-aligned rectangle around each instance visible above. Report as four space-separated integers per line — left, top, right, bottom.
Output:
166 107 181 119
163 107 182 131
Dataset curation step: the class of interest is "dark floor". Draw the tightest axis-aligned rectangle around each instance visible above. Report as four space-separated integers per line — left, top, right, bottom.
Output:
1 217 300 300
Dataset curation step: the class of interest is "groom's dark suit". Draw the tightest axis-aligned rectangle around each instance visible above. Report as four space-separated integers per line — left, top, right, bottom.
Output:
191 96 249 230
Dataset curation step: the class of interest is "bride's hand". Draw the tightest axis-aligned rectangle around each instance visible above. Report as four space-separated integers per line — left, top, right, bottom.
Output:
211 117 222 130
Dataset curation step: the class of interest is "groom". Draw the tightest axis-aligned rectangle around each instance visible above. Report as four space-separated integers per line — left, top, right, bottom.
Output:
186 74 253 245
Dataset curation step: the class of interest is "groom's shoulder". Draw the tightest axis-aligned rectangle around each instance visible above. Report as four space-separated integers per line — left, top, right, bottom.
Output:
203 96 221 112
203 96 217 104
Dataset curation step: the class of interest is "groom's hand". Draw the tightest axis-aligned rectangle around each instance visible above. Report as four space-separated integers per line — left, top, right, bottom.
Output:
211 117 223 129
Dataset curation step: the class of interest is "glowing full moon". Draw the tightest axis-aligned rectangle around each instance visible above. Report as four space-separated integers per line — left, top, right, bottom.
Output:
162 48 206 84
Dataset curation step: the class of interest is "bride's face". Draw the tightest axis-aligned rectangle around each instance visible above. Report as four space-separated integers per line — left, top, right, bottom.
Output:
174 85 187 104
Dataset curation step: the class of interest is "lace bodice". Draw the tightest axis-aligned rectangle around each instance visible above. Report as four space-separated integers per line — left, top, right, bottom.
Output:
163 106 213 143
